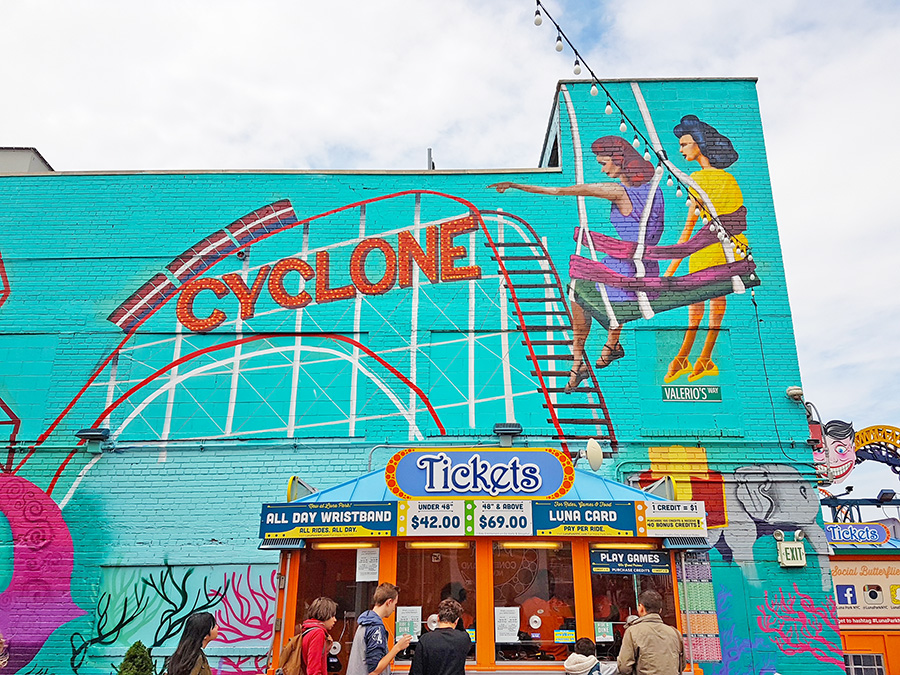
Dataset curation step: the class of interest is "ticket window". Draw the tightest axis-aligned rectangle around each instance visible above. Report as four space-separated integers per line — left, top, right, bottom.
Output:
590 568 677 660
591 574 634 660
637 574 676 626
493 542 575 662
394 542 477 662
295 545 380 672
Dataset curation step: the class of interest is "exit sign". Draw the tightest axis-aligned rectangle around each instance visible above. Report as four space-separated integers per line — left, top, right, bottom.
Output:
777 541 807 567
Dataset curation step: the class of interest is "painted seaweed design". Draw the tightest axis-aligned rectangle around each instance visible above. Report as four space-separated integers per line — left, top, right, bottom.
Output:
69 584 151 673
143 566 230 651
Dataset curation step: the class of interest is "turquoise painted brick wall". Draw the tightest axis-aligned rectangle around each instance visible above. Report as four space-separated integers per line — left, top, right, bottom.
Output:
0 79 844 674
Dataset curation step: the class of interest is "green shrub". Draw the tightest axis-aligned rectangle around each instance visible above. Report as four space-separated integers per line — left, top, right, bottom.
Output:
116 641 155 675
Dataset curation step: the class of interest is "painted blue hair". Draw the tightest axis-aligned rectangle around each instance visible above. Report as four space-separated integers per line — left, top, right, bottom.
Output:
673 115 739 169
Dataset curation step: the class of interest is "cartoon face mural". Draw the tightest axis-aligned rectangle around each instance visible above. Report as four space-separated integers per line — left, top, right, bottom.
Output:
814 420 857 483
0 79 832 674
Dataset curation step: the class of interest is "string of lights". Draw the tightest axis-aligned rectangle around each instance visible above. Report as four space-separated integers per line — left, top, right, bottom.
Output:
533 0 756 270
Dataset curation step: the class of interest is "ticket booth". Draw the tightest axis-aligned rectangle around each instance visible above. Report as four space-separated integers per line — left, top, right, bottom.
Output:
260 447 710 674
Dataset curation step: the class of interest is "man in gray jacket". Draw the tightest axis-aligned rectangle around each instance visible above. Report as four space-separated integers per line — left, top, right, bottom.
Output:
617 590 685 675
348 583 412 675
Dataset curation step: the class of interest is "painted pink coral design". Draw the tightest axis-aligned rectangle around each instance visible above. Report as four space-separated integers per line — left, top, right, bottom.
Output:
756 583 843 666
213 655 270 674
210 566 277 643
0 474 85 671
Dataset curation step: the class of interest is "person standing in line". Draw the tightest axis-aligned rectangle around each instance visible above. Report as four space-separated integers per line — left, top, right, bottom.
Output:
409 599 472 675
166 612 219 675
348 583 412 675
617 590 685 675
564 638 602 675
279 597 338 675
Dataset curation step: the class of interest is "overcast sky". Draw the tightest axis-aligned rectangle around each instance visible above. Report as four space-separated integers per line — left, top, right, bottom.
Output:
3 0 900 500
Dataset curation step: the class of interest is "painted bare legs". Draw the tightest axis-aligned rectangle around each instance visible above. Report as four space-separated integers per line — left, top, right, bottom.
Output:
665 296 725 382
566 302 624 393
565 301 592 392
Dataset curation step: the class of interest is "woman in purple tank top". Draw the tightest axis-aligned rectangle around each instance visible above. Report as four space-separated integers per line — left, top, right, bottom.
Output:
490 136 664 392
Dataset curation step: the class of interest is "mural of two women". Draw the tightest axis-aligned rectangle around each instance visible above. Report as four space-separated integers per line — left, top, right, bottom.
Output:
490 114 754 391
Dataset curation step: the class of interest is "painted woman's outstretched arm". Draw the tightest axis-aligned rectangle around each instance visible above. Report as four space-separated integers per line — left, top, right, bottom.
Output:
489 182 631 214
664 198 700 277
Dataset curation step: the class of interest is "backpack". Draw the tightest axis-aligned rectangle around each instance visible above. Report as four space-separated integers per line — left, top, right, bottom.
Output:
280 627 328 675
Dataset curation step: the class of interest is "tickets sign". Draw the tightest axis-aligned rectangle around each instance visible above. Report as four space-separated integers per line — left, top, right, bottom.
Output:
825 522 890 545
385 447 574 500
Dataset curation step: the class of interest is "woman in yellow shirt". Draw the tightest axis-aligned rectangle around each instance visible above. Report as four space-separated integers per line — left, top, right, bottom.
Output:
664 115 749 382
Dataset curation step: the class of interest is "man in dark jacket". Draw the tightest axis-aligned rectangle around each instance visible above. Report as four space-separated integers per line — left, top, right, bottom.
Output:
348 583 412 675
617 590 685 675
410 599 471 675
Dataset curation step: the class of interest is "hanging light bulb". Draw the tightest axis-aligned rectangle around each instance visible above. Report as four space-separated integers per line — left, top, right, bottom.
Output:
632 135 640 148
709 224 716 233
555 32 564 51
667 176 673 187
534 8 542 25
591 83 599 96
694 207 701 216
644 149 651 161
676 187 683 198
573 58 581 75
605 100 612 114
686 199 693 207
702 216 708 225
620 120 627 133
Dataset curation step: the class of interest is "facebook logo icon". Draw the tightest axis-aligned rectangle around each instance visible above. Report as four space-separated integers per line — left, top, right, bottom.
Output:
836 585 857 605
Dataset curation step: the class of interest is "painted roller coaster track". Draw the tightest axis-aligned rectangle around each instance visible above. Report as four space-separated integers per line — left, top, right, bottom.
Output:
480 210 617 459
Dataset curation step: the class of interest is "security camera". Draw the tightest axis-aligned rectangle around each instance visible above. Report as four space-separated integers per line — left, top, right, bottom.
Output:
785 386 804 401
